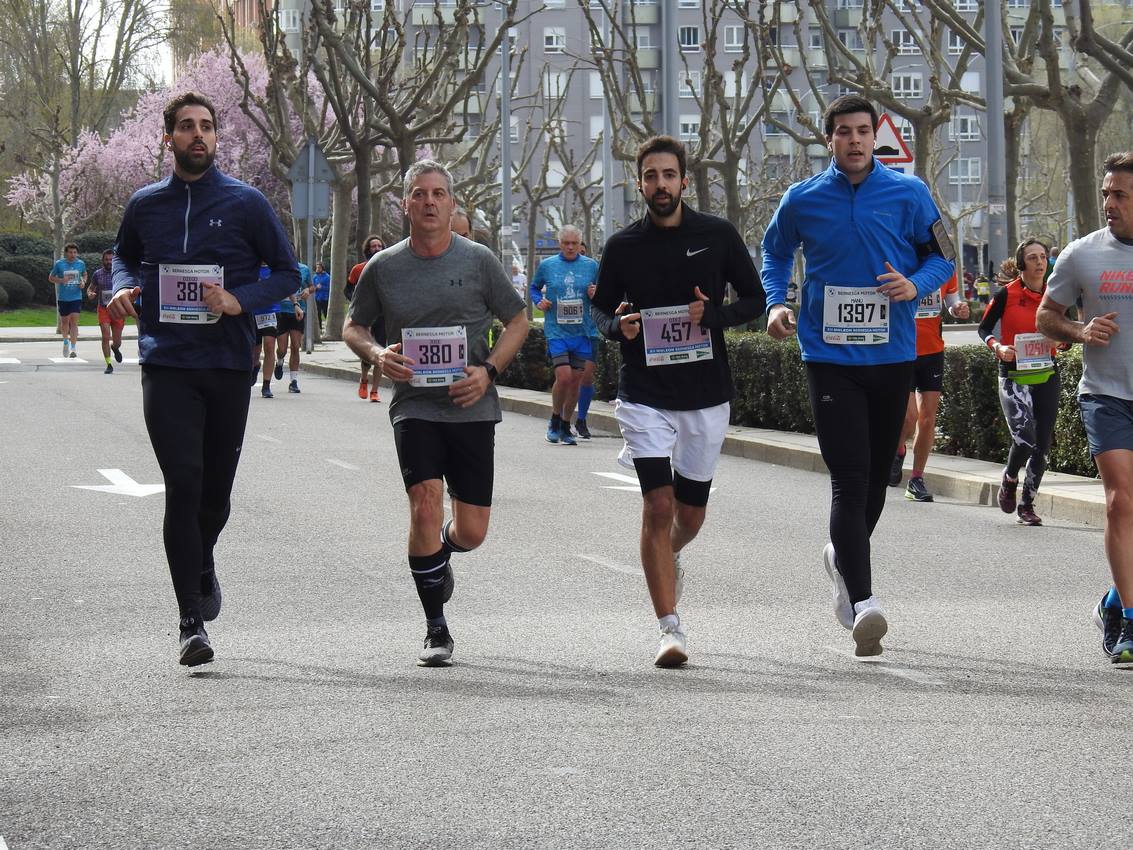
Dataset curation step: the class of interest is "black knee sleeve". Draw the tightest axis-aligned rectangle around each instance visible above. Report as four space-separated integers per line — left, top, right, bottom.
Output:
632 456 673 495
673 472 712 507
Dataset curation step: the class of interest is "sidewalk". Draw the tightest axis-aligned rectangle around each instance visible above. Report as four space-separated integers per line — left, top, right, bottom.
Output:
0 324 139 343
297 338 1107 529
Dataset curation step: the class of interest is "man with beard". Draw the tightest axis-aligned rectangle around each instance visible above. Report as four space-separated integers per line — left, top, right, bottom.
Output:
107 91 299 666
590 135 765 667
87 248 125 373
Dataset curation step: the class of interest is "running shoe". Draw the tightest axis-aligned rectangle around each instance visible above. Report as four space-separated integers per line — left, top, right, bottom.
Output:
1091 596 1123 658
823 543 854 630
417 624 454 667
1112 618 1133 665
104 363 114 375
288 380 300 394
559 425 577 446
997 474 1018 513
111 344 122 363
889 451 904 487
179 612 214 667
369 388 380 403
674 551 685 605
358 378 368 399
199 570 222 622
851 597 888 657
576 419 592 440
1016 504 1042 526
905 476 934 503
69 348 77 359
274 358 284 380
655 620 688 668
262 385 273 399
442 562 454 603
251 365 260 387
545 422 560 444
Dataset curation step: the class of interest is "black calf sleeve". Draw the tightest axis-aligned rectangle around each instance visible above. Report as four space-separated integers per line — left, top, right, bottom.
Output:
409 549 449 620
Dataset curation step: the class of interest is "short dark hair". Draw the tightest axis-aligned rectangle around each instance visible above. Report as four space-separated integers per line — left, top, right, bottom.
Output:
64 242 78 252
102 248 114 257
1015 237 1049 271
163 92 219 135
636 135 686 179
1103 151 1133 177
823 95 878 138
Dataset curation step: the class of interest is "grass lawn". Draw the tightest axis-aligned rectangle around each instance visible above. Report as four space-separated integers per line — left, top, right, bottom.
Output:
0 306 106 328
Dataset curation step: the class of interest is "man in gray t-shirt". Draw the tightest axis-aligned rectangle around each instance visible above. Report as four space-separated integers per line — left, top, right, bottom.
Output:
1037 150 1133 665
344 160 528 668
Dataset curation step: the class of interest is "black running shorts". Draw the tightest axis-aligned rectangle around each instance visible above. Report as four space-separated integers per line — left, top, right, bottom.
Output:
392 418 496 506
275 313 304 334
910 351 944 394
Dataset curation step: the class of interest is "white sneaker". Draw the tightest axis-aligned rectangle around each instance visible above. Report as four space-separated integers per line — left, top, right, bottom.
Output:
654 621 688 668
823 543 853 630
852 596 888 657
674 551 685 605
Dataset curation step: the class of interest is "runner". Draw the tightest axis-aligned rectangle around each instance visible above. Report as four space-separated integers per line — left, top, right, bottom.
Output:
451 207 473 239
86 249 125 374
107 91 299 666
49 243 87 358
1037 151 1133 663
251 263 280 398
344 159 528 667
274 260 310 393
348 235 384 402
891 273 970 500
978 238 1067 526
531 225 599 446
762 95 954 657
312 261 330 328
591 135 765 667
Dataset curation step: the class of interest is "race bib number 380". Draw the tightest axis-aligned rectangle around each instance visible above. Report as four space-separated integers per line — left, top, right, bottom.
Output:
640 305 713 366
403 325 468 387
158 264 223 324
822 286 889 344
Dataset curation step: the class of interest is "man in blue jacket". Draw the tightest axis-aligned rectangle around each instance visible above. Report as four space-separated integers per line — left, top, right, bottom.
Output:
761 95 954 657
107 91 300 667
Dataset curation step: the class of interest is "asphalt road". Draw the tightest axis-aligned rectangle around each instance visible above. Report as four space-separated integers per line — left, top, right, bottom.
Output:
1 338 1130 850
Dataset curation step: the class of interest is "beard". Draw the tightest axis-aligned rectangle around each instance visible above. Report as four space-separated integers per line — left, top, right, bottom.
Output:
644 187 681 218
173 144 216 176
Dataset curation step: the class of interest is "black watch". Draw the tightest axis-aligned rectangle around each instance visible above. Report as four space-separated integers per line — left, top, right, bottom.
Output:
483 362 499 382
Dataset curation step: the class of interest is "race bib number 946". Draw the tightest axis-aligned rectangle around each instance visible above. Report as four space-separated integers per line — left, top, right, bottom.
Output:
822 286 889 344
402 325 468 387
640 304 713 366
159 264 223 324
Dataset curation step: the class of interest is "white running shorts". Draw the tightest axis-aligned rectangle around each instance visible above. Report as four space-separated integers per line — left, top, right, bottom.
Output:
613 399 730 482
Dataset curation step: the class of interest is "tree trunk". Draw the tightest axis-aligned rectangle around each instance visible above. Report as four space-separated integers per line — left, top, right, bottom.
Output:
692 162 711 212
1062 109 1101 236
354 146 372 246
1004 105 1027 251
325 179 355 342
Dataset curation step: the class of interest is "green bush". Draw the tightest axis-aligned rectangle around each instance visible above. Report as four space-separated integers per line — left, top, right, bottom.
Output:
0 233 53 257
0 255 54 304
72 231 117 254
0 285 7 308
0 271 35 308
1049 348 1094 477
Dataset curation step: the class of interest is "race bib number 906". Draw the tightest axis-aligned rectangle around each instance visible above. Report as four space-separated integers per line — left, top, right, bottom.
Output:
822 286 889 344
402 325 468 387
159 264 223 324
640 304 713 366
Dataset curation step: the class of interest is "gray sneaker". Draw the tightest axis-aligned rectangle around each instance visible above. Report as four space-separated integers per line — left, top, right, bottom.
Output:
199 570 222 622
851 597 888 657
823 543 854 630
417 624 454 667
178 613 214 667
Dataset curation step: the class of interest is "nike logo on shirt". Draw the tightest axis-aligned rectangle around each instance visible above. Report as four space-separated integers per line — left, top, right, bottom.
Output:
686 247 709 257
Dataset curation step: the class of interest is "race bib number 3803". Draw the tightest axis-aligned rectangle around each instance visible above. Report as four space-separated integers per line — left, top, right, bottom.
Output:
822 286 889 344
402 325 468 387
640 304 713 366
158 264 223 324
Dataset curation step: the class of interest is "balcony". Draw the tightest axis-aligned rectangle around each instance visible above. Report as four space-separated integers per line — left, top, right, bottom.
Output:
412 3 456 25
625 4 659 25
632 47 660 68
629 91 657 111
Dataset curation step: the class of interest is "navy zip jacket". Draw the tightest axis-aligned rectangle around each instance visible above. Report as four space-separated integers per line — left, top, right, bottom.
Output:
112 166 299 370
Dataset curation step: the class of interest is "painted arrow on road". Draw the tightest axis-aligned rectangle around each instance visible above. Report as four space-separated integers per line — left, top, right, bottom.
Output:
592 471 716 494
72 468 164 498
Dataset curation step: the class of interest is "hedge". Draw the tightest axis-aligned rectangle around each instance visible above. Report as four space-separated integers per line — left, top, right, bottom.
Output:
496 321 1096 479
0 234 53 257
0 271 34 308
0 255 54 304
73 231 117 254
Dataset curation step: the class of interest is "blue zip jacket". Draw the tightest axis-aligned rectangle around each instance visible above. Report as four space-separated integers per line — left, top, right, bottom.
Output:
112 166 299 370
761 157 954 365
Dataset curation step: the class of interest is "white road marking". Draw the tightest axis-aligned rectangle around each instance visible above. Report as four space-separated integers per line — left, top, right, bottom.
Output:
825 646 944 685
0 357 19 364
1 834 9 849
71 468 164 498
577 553 640 577
256 435 283 444
326 458 360 471
594 471 638 484
49 357 88 364
591 470 716 494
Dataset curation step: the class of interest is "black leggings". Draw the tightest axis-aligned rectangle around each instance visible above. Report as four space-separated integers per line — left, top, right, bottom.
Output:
999 370 1060 507
141 365 252 617
807 360 914 604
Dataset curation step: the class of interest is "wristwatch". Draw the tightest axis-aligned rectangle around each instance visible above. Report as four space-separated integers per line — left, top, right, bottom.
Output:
483 362 499 382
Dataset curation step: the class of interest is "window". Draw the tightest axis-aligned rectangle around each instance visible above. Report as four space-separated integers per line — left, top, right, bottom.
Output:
678 0 699 7
809 27 824 49
1007 0 1028 7
543 27 566 53
589 115 604 141
954 0 977 10
679 114 700 141
950 114 980 141
278 8 300 32
961 71 980 94
838 29 864 51
679 25 700 52
544 0 565 6
837 0 863 7
547 161 565 189
724 24 744 53
544 70 567 99
948 31 964 54
948 157 982 185
892 29 918 55
767 26 779 46
589 71 604 99
724 69 746 98
679 69 702 98
509 117 519 144
898 120 914 146
763 112 788 136
633 28 653 49
891 72 923 100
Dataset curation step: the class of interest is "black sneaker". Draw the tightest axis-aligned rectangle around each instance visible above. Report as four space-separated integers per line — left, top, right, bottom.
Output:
1112 618 1133 665
1092 597 1123 658
179 612 214 667
199 570 222 622
274 358 284 380
417 624 454 667
889 451 904 487
576 419 592 440
905 476 934 502
288 379 300 393
104 363 114 374
111 343 122 363
997 475 1018 513
262 384 273 399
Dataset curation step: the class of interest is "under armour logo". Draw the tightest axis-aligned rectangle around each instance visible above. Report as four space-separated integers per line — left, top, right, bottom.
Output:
209 219 223 227
449 279 463 287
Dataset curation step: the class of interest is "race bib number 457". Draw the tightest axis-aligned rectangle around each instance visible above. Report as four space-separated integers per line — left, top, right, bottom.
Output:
640 304 713 366
402 325 468 387
822 286 889 344
159 264 223 324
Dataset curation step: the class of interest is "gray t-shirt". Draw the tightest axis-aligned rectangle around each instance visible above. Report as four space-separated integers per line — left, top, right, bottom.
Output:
1046 226 1133 400
349 236 525 423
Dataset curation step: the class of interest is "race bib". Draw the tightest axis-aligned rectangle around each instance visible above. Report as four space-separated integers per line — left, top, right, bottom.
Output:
158 264 223 324
556 298 584 325
822 286 889 344
254 312 277 330
403 325 468 387
1014 332 1054 371
915 289 942 319
99 288 113 307
640 305 713 366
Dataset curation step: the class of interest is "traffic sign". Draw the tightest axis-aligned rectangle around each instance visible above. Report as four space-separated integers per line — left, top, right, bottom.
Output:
874 113 914 164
